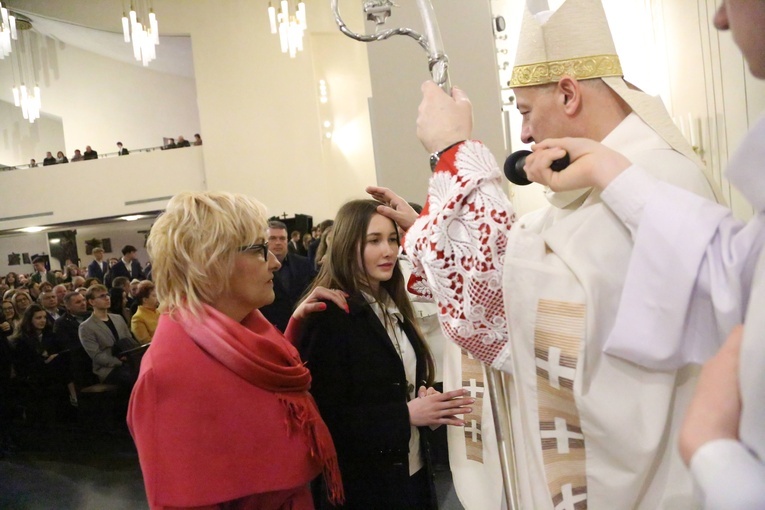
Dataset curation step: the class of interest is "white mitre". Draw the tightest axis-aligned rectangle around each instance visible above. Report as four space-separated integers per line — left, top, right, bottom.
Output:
510 0 723 201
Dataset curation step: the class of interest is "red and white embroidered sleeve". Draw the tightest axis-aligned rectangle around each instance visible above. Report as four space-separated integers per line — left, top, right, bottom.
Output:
404 140 516 367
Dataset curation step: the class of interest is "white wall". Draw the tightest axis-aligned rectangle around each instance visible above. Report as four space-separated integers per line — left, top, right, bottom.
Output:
0 29 200 167
165 1 341 221
75 219 153 271
0 100 66 167
365 0 506 205
0 232 49 277
311 30 378 217
0 146 205 231
659 0 765 220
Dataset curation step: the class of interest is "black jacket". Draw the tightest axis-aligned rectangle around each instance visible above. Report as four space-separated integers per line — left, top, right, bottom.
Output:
298 295 436 510
106 259 144 286
260 254 316 332
87 259 109 282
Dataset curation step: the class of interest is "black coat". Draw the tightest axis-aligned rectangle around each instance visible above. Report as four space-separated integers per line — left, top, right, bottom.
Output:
298 295 436 510
53 313 97 388
87 259 109 282
106 259 144 286
260 254 316 332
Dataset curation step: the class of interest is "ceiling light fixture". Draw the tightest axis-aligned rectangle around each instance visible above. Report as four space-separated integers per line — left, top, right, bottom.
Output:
18 226 47 233
268 0 307 58
121 0 159 66
7 14 41 124
0 2 17 58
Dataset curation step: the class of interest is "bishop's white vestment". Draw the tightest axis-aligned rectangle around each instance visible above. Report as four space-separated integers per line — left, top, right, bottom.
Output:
405 113 717 509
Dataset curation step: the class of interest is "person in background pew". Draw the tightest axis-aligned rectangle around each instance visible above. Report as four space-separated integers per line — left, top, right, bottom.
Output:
130 281 159 345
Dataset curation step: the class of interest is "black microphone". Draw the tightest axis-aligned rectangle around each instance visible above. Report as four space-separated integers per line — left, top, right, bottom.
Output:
503 149 570 186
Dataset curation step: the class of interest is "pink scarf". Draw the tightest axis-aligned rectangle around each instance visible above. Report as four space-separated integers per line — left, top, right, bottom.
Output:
179 304 344 504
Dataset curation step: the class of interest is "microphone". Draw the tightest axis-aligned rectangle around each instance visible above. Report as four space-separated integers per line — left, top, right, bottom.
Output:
503 149 570 186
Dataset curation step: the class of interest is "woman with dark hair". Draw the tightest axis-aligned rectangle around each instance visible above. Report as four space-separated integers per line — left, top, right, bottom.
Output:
1 299 18 338
314 225 334 269
56 151 69 164
5 273 19 290
109 286 132 325
298 199 473 509
11 304 77 406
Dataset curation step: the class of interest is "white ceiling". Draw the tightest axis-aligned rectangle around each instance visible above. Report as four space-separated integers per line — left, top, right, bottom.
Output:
14 8 194 78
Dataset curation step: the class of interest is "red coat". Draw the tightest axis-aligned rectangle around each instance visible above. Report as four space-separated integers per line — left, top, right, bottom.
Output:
128 313 321 509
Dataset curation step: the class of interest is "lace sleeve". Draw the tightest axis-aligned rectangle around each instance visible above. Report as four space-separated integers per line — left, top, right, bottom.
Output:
404 140 516 367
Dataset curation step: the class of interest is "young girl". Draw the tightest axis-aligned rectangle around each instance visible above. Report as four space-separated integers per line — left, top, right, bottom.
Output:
5 272 19 290
298 200 473 509
12 305 78 407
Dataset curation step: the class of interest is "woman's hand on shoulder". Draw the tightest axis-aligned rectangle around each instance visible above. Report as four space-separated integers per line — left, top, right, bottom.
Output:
292 286 350 322
408 386 474 428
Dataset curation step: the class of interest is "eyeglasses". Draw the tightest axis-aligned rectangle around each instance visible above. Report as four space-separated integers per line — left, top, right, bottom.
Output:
240 242 269 259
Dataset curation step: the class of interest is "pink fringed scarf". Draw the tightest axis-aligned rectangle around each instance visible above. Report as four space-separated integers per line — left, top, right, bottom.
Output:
178 304 344 504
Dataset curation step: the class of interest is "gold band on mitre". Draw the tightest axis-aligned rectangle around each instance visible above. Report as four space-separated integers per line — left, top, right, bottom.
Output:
509 54 623 87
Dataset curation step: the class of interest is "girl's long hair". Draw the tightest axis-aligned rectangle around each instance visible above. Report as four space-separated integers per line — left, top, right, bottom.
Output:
19 304 51 339
305 199 435 386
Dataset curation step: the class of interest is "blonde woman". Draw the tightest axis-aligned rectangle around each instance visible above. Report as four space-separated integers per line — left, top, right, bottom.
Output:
128 191 345 510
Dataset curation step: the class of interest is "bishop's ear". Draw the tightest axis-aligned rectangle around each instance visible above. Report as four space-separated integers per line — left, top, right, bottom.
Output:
557 77 581 114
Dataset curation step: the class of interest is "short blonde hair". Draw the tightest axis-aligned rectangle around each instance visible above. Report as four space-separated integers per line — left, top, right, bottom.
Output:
147 191 268 316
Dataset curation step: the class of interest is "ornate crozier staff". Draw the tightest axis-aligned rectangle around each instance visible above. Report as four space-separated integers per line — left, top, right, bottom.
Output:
331 2 520 508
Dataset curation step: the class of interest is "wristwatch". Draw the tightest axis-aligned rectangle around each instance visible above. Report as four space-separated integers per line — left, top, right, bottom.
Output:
429 140 465 172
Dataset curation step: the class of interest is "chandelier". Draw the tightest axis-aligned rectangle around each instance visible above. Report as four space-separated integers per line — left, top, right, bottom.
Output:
0 2 18 58
6 14 41 124
121 1 159 66
268 0 307 58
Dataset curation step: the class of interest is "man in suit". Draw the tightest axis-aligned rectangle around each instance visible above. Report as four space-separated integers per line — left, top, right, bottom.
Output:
288 230 303 255
116 142 129 155
54 291 96 388
83 145 98 160
30 257 57 285
38 290 62 322
260 221 316 332
106 245 145 287
79 285 137 389
42 152 56 166
87 247 109 283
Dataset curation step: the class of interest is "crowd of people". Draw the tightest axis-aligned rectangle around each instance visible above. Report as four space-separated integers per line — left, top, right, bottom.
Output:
0 245 159 455
20 133 202 170
28 145 99 167
161 133 202 150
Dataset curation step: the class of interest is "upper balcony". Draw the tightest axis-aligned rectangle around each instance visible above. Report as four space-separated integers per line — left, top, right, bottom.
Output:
0 146 205 233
